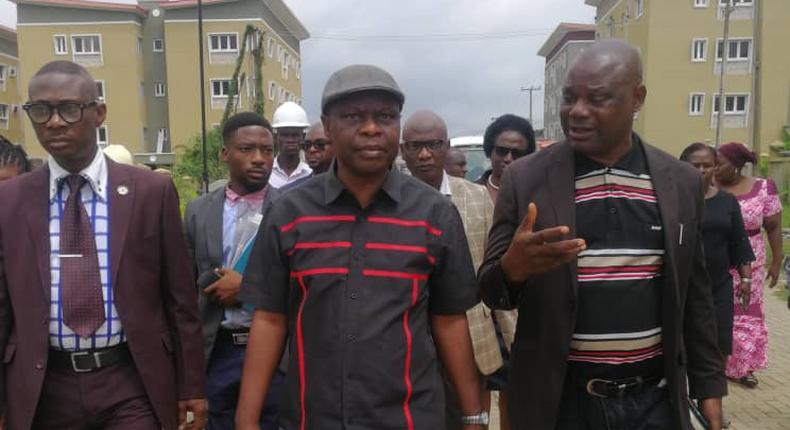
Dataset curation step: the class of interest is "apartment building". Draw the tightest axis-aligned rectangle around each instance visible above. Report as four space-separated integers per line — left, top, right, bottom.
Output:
0 25 24 145
538 23 596 142
13 0 308 164
585 0 790 157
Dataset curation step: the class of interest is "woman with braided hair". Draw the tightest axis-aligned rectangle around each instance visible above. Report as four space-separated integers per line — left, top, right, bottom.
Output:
0 135 31 181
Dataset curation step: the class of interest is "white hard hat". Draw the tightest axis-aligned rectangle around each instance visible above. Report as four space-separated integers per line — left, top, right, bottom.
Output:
272 101 309 129
102 144 134 165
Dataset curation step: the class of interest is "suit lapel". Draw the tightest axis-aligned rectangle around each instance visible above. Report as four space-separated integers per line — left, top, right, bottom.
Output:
107 159 134 290
205 189 225 267
547 141 578 298
644 144 681 312
24 167 53 302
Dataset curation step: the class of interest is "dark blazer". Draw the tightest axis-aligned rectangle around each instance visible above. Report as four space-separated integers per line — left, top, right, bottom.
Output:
478 139 726 430
0 159 206 430
183 185 280 359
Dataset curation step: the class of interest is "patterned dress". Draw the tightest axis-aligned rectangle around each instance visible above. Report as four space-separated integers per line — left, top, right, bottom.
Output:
726 178 782 379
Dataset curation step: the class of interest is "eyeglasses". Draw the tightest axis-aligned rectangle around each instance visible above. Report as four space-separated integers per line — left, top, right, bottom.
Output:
493 146 529 159
301 139 330 151
402 140 445 154
22 101 98 125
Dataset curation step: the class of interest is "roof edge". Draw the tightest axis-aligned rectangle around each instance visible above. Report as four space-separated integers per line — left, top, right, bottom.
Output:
12 0 148 17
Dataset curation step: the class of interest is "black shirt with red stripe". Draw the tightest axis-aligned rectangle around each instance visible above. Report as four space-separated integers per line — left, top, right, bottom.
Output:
239 166 478 430
570 136 666 380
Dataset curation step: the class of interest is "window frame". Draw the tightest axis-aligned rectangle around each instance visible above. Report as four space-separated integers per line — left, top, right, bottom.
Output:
210 78 232 98
95 80 106 102
689 93 705 116
71 34 102 55
0 103 8 121
268 81 277 101
712 93 749 115
154 82 166 97
53 34 68 55
208 32 239 53
152 38 164 52
96 125 109 147
693 0 708 7
715 37 751 62
691 38 707 62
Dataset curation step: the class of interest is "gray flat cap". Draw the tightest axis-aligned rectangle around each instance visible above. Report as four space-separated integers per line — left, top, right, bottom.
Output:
321 64 405 112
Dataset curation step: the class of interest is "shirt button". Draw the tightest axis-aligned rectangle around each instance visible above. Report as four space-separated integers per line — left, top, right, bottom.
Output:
42 318 48 325
609 207 617 214
347 334 356 342
35 361 44 370
350 292 359 300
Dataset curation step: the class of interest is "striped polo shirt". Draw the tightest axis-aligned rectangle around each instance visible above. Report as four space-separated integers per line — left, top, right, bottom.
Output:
48 151 124 351
570 137 665 379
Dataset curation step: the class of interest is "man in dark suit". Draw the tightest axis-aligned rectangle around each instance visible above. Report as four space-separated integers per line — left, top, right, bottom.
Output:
479 41 725 429
184 112 283 429
0 60 207 430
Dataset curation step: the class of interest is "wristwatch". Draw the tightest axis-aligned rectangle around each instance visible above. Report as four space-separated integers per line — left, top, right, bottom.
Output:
460 411 489 425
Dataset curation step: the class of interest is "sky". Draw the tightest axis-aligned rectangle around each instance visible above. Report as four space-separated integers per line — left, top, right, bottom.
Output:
0 0 596 137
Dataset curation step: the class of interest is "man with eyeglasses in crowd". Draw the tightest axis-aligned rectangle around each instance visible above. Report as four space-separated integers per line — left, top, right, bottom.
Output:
235 65 486 430
0 60 207 429
302 122 334 175
476 114 536 202
401 110 503 429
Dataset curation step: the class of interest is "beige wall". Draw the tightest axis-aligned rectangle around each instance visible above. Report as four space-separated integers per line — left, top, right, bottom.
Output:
164 18 303 152
0 53 24 145
16 23 145 159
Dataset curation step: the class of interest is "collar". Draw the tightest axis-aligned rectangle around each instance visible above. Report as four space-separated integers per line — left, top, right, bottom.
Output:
48 147 108 201
225 184 268 204
575 133 647 173
273 157 312 178
324 160 403 205
439 170 452 197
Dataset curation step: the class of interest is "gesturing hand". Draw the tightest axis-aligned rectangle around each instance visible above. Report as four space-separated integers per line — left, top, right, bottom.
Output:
500 203 586 284
178 398 208 430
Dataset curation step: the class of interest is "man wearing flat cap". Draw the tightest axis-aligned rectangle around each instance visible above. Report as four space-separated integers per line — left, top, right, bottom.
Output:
235 64 486 430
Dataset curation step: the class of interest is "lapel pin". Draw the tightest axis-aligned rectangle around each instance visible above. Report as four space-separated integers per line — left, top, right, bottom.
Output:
117 185 129 196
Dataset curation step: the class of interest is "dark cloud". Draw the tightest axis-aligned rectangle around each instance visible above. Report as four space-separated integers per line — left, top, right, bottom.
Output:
285 0 594 137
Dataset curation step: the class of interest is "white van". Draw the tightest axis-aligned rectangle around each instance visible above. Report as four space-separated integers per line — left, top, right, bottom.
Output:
450 135 490 182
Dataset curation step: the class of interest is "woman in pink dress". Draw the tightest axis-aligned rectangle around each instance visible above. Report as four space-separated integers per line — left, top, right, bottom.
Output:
715 142 783 388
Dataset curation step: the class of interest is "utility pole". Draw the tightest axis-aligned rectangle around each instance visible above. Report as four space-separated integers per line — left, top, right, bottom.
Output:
520 85 542 125
715 0 734 149
750 0 762 158
197 0 209 193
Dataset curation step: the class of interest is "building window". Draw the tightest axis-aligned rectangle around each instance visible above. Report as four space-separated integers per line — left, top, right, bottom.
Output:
159 127 168 141
96 125 108 147
154 82 166 97
713 94 749 114
0 64 5 88
72 35 101 54
96 80 105 101
716 38 751 61
53 35 68 55
268 81 277 100
689 93 705 115
211 79 231 98
245 32 259 51
266 38 274 58
691 38 707 61
635 0 644 17
0 104 8 121
208 33 238 53
694 0 708 7
720 0 752 5
153 39 164 52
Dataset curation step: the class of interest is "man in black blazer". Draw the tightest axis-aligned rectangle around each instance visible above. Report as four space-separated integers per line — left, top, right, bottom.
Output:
479 40 725 429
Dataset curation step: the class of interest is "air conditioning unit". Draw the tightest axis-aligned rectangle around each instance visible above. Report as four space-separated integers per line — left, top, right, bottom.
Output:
8 67 16 77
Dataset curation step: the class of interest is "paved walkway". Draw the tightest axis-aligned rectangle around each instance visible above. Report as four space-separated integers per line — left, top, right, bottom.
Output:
725 287 790 430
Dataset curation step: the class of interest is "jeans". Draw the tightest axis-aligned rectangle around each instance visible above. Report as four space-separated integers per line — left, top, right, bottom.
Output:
555 374 673 430
206 336 285 430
